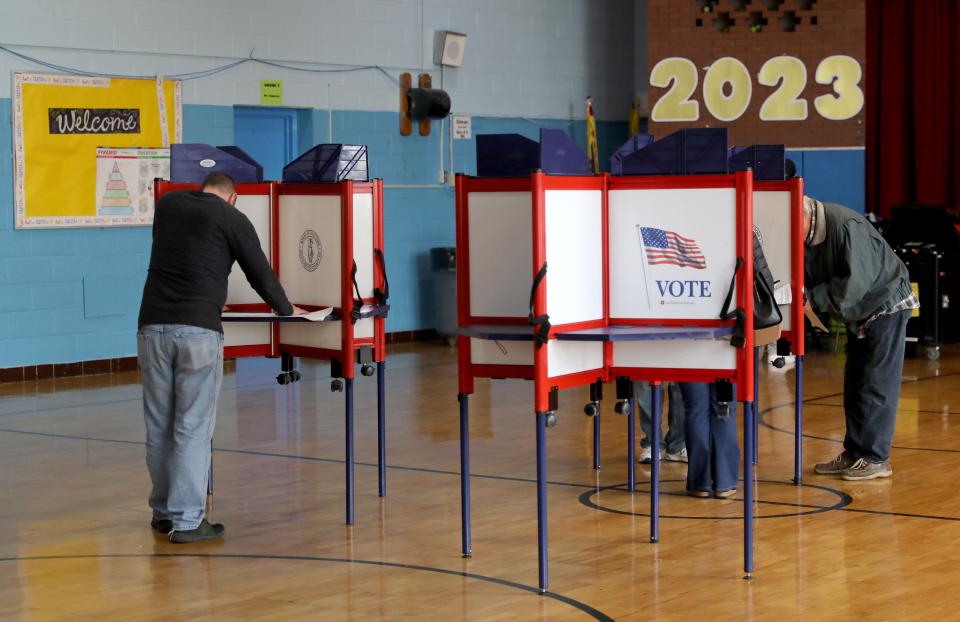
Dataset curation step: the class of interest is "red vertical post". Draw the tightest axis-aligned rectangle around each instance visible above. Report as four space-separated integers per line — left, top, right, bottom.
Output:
531 172 549 412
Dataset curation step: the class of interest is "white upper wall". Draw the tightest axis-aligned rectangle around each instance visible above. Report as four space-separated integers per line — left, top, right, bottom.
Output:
0 0 635 121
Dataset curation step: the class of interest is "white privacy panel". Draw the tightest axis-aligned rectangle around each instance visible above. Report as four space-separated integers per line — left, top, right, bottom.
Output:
468 191 532 318
613 339 737 370
545 189 604 325
280 318 374 351
547 341 604 378
224 323 271 348
279 194 342 307
353 191 375 299
227 193 272 305
610 188 738 320
471 338 533 366
754 190 793 332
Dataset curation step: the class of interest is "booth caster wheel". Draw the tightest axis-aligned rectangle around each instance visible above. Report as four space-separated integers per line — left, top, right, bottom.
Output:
331 378 344 392
545 412 558 428
614 399 631 416
290 370 302 382
925 346 941 361
583 402 599 417
360 364 375 377
277 373 291 385
772 356 786 369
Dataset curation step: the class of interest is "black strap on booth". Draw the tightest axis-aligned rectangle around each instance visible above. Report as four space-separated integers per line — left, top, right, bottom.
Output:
350 261 364 324
374 248 389 306
528 262 551 349
720 257 746 349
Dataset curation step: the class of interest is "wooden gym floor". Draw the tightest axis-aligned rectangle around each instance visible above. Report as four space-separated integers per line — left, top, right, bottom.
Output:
0 341 958 621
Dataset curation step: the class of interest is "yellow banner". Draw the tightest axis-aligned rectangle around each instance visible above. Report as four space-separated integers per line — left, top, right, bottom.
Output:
13 73 182 228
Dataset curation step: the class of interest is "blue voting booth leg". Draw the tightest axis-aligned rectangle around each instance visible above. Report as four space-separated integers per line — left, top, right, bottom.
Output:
459 394 472 558
593 414 601 470
627 398 636 493
345 378 355 526
753 347 760 466
650 383 662 544
536 411 549 593
207 439 213 495
743 399 755 579
377 361 386 498
794 355 804 485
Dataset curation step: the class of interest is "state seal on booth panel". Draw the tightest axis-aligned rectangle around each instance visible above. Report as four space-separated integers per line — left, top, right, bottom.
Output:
299 229 322 272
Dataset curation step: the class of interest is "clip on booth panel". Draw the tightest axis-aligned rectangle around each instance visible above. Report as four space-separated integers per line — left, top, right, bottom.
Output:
455 169 759 593
154 177 389 526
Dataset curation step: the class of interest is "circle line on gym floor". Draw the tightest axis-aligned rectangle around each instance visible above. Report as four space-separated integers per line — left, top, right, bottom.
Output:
0 553 614 621
577 479 852 520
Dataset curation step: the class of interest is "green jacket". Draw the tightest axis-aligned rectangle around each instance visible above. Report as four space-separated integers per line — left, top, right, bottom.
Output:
804 201 912 333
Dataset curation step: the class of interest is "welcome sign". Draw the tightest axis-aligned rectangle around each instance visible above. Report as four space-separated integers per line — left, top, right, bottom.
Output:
13 73 182 229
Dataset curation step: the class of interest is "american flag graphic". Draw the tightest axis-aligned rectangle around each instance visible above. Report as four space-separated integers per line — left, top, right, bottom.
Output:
639 226 707 269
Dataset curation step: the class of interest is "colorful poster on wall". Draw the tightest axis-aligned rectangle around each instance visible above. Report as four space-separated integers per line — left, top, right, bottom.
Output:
13 72 182 229
94 148 170 223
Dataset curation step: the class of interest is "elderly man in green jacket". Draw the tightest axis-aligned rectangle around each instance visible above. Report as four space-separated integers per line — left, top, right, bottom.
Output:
805 196 918 481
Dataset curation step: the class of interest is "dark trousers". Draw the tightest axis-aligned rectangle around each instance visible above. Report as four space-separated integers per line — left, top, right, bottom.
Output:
680 382 740 492
843 310 910 463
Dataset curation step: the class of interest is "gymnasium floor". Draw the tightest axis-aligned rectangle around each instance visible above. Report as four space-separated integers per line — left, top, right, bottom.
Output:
0 341 957 621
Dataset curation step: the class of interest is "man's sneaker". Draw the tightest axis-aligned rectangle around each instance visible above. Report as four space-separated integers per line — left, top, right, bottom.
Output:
151 518 173 533
169 519 225 543
714 488 737 499
638 446 663 464
687 489 710 498
841 458 892 481
665 448 688 463
814 452 857 475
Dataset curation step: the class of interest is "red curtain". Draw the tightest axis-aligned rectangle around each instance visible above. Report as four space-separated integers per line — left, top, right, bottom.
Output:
867 0 960 218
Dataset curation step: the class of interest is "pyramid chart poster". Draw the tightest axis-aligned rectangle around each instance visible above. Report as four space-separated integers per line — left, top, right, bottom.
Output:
94 148 169 224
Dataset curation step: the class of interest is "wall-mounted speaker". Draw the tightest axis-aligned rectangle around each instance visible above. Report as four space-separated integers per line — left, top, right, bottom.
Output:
434 31 467 67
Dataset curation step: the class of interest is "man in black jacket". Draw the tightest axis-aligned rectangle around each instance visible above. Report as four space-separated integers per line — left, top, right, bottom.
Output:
805 196 917 481
138 172 303 542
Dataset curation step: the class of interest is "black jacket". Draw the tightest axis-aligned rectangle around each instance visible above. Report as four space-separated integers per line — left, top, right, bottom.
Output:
138 190 293 332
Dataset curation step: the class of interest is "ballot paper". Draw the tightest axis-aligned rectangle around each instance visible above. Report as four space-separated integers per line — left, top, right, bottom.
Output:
774 282 792 305
222 308 334 322
803 301 829 332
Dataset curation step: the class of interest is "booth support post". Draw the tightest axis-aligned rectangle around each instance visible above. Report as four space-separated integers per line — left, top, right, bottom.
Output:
753 346 760 465
743 399 755 578
627 397 636 493
650 382 662 543
459 393 472 557
377 361 387 497
794 355 804 484
536 410 549 593
345 377 355 525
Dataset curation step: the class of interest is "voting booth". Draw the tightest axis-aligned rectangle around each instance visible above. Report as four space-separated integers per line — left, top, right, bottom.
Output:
455 128 761 593
155 144 389 526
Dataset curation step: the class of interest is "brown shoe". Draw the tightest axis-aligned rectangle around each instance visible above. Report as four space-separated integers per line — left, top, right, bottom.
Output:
841 458 892 481
814 451 857 475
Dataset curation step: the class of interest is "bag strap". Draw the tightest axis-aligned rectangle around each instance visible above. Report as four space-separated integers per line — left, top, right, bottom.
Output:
528 262 551 349
350 261 363 324
720 257 746 348
374 248 389 305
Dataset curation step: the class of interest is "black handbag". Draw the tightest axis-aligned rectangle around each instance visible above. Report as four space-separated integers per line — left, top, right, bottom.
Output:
720 232 783 347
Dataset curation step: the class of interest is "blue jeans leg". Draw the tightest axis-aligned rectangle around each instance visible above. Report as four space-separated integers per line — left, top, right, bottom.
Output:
636 382 686 453
139 324 223 531
681 382 739 492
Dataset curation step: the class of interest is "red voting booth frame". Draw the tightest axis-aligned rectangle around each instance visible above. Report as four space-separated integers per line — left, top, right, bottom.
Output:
154 179 388 526
455 170 758 594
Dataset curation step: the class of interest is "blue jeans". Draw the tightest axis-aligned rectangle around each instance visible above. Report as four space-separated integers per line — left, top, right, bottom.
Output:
138 324 224 531
680 382 739 493
635 382 685 453
844 310 910 462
